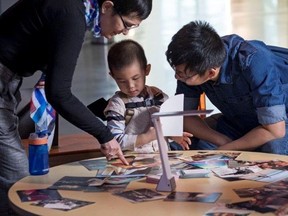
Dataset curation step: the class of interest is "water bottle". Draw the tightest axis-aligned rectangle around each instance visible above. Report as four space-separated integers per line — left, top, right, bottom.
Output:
28 133 49 175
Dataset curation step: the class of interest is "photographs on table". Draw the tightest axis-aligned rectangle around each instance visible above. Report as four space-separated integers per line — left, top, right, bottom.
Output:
212 166 288 183
79 158 108 171
183 152 241 171
191 152 241 161
17 189 62 202
48 176 138 193
211 165 262 180
230 178 288 214
90 154 161 178
19 152 288 214
187 159 228 169
233 160 288 170
48 176 106 192
205 204 253 216
233 187 264 198
240 168 288 182
226 200 276 214
31 198 94 211
17 188 94 212
113 188 166 203
164 192 222 203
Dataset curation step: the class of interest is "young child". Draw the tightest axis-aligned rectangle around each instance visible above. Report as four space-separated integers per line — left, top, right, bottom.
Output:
104 39 192 153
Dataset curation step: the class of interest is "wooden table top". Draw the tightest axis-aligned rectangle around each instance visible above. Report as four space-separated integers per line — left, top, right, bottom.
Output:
9 150 288 216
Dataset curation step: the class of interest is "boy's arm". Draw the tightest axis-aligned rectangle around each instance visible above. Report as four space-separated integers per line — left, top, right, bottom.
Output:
218 121 286 150
135 127 157 147
105 110 138 151
106 111 158 149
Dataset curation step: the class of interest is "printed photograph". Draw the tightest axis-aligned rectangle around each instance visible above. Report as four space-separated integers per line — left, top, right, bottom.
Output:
17 189 62 202
113 188 165 203
226 200 276 214
192 152 241 161
205 204 252 216
164 192 222 203
187 159 228 169
31 198 94 211
48 176 131 192
79 158 108 171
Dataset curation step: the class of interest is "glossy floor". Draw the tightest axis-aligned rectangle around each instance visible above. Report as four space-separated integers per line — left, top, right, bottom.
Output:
21 0 288 135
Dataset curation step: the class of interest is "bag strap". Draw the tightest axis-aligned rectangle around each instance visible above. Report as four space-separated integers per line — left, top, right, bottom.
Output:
121 87 164 125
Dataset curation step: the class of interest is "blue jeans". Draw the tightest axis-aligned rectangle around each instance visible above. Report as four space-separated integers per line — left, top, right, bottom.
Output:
0 63 29 215
191 113 288 155
169 141 184 150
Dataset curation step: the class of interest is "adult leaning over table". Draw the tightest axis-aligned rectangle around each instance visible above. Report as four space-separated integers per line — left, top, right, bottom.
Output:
166 20 288 154
0 0 152 215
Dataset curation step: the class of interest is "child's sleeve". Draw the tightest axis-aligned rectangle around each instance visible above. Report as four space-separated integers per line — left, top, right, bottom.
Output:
104 96 137 151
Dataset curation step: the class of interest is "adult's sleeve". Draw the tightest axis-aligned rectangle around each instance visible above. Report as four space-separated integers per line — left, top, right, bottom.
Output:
242 44 287 125
42 2 114 144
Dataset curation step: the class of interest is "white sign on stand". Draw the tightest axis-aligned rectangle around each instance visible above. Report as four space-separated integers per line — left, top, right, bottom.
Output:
151 94 213 192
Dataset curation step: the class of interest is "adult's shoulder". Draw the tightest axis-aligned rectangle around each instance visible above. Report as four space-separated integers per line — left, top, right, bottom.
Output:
38 0 85 23
40 0 84 10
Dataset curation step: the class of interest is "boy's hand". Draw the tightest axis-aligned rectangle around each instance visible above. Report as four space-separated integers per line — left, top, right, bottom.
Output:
170 132 193 150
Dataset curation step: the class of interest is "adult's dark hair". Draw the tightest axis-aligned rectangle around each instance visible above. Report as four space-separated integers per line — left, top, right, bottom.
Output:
98 0 152 20
108 39 147 74
166 20 226 76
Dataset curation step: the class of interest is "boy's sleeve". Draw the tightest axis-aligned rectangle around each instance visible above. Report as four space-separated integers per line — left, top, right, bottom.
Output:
104 96 138 151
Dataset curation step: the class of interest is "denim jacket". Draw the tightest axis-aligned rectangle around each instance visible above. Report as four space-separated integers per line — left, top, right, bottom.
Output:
176 34 288 135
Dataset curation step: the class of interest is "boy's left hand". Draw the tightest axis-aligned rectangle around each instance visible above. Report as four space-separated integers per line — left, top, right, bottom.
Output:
170 132 193 150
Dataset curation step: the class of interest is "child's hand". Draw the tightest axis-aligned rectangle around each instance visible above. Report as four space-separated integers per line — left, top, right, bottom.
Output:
136 127 156 147
170 132 193 150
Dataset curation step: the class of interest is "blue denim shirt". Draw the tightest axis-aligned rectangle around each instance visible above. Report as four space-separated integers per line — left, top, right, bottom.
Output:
176 34 288 134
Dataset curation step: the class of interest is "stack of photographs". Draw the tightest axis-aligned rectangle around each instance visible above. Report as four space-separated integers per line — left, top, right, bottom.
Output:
17 189 94 212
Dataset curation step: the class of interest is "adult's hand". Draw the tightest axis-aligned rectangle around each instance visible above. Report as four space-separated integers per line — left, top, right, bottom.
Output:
100 138 129 165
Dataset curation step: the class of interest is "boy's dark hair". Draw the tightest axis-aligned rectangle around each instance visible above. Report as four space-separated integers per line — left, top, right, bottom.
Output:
166 20 226 76
108 39 147 73
98 0 152 20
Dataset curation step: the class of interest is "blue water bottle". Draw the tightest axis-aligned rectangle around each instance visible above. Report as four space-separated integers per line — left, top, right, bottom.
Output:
28 133 49 175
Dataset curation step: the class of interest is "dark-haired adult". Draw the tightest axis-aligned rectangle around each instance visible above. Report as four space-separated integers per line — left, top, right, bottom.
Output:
166 20 288 155
0 0 152 214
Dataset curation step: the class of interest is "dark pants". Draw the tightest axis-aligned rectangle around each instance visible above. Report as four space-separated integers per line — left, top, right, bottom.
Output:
0 63 29 215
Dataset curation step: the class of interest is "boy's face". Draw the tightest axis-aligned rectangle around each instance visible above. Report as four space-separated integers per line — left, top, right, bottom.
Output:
111 61 150 97
174 64 218 86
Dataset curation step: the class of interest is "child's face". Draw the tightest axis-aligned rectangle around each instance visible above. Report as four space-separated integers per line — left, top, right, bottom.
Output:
111 61 150 97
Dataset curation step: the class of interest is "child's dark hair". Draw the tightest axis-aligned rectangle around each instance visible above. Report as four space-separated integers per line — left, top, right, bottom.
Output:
166 20 226 76
108 39 147 74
